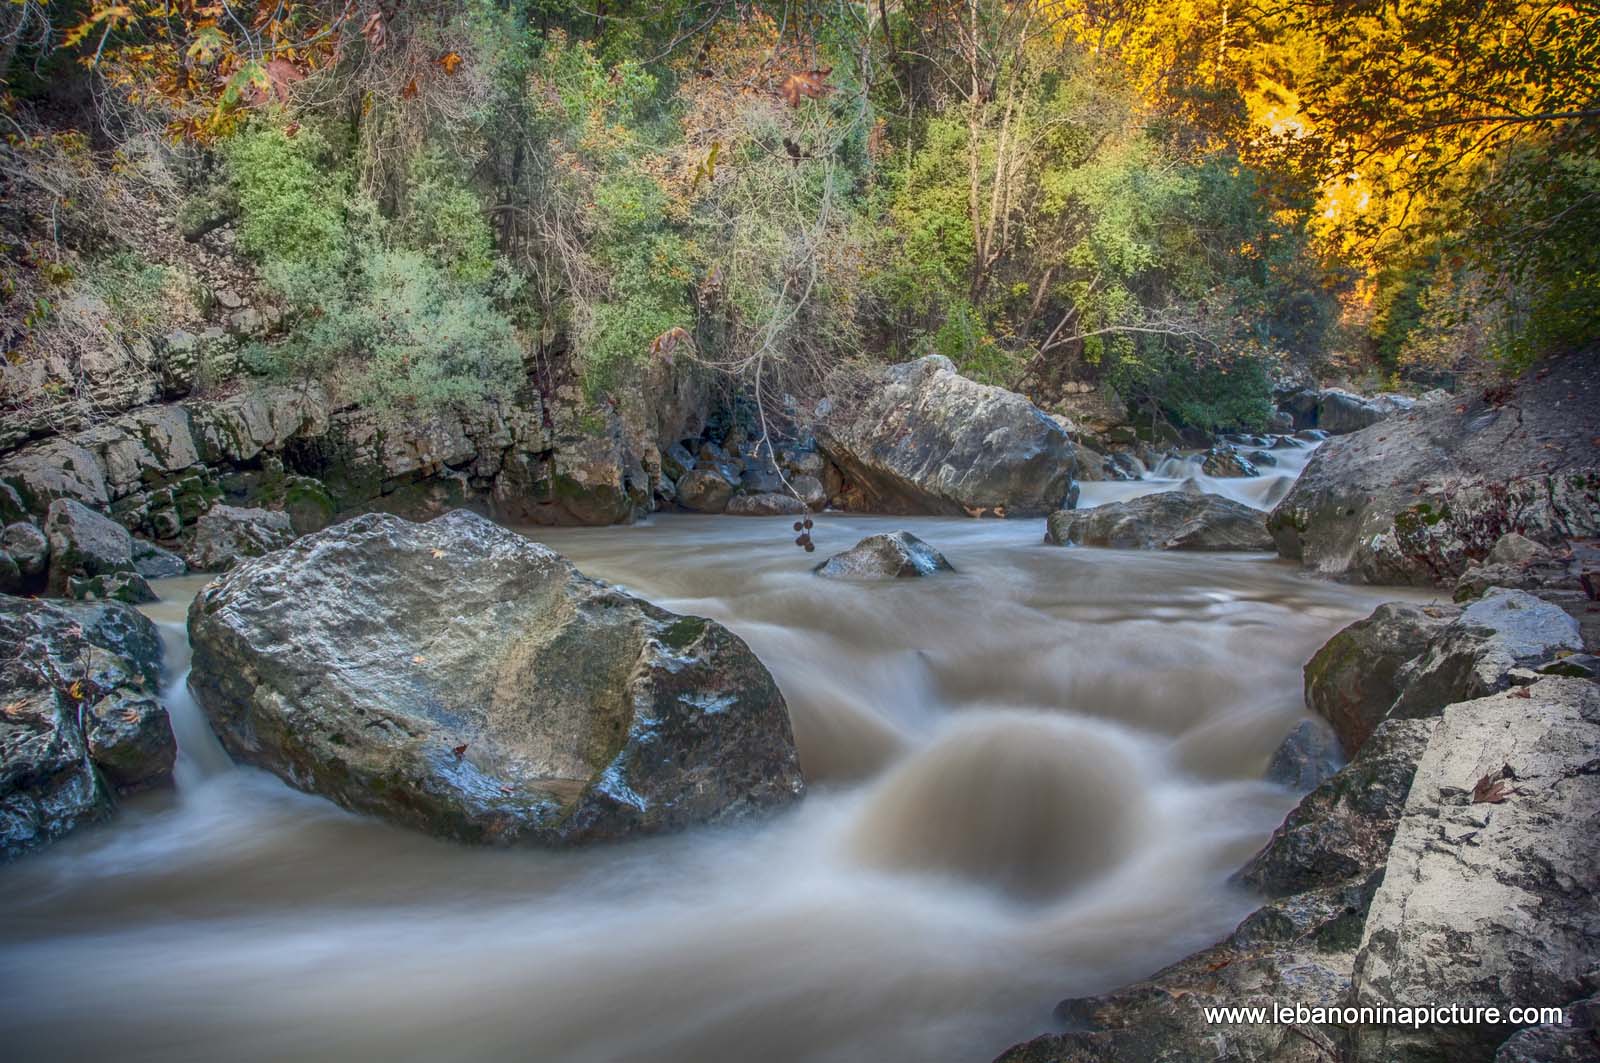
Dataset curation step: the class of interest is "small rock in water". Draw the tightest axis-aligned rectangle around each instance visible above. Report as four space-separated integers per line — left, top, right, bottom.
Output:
814 531 954 580
1264 718 1343 793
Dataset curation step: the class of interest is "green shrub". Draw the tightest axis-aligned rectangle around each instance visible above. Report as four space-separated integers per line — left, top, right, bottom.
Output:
398 150 498 284
225 123 349 266
249 247 522 417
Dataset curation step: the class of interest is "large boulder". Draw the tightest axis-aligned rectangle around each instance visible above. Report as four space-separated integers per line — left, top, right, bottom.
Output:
1 595 172 859
186 504 294 571
186 510 805 846
1305 602 1459 755
44 498 134 594
815 356 1074 517
1045 485 1273 551
814 531 954 580
1350 678 1600 1061
1268 350 1600 585
1315 388 1386 434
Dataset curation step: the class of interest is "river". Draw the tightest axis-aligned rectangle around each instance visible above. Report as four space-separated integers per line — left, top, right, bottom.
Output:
0 452 1414 1062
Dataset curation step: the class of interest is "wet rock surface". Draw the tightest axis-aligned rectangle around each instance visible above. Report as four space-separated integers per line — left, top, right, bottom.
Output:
186 504 294 571
1 595 172 859
187 510 805 847
814 531 954 580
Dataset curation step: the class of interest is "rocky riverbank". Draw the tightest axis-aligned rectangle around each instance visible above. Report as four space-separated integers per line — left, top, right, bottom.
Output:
999 525 1600 1062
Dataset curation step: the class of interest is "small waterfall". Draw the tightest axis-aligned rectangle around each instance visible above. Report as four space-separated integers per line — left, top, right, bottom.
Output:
1077 437 1320 513
139 578 235 785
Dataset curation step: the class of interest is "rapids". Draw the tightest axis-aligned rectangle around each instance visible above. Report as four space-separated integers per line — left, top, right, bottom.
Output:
0 455 1414 1063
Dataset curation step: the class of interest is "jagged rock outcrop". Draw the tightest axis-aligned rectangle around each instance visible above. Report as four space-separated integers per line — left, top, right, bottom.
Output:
1 595 174 859
187 510 805 847
1306 590 1582 756
815 356 1075 517
1350 679 1600 1061
1045 484 1273 551
814 531 954 580
1268 349 1600 585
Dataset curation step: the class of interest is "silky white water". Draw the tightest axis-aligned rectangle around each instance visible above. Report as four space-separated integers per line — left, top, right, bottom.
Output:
0 457 1410 1063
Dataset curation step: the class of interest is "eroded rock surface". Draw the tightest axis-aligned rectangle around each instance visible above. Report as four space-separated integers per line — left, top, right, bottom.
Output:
816 356 1075 517
1268 350 1600 585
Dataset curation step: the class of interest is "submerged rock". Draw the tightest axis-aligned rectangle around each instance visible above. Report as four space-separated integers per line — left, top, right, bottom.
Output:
815 355 1074 517
1264 717 1343 793
1 595 171 859
186 504 294 571
1268 349 1600 585
187 510 805 847
725 492 807 517
814 531 953 580
1199 445 1259 478
1045 485 1273 551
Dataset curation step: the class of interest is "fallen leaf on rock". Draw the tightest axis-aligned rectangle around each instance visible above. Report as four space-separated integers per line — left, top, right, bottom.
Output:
412 655 426 664
1510 686 1532 699
1472 773 1514 804
452 743 468 760
431 548 446 559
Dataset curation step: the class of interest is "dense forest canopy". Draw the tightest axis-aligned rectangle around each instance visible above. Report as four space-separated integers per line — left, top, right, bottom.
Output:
2 0 1596 435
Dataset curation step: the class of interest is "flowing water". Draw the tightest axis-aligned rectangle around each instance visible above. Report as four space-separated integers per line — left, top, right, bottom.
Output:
0 450 1419 1063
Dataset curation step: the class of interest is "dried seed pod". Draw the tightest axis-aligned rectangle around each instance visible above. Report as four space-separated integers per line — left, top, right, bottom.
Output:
804 542 815 552
794 535 806 546
793 521 805 532
802 518 814 529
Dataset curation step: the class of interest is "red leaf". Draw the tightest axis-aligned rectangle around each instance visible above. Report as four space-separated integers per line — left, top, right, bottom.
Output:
778 68 833 108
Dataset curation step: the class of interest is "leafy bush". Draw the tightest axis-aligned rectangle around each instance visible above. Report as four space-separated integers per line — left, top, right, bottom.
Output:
248 245 522 417
225 123 349 266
